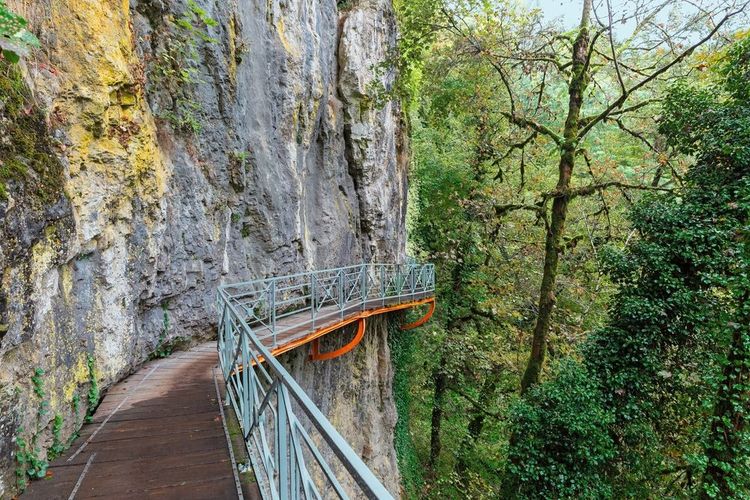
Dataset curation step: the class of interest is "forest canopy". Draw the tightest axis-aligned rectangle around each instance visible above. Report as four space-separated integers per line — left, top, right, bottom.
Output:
395 0 750 497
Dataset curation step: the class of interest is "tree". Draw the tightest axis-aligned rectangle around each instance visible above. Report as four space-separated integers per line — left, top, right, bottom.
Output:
504 33 750 498
425 0 747 393
658 36 750 498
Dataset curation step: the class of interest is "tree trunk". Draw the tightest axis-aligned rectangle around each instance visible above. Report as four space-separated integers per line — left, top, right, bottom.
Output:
428 356 448 472
519 0 592 394
701 289 750 498
455 365 503 477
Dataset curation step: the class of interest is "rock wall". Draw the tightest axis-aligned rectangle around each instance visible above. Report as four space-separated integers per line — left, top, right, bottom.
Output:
0 0 407 496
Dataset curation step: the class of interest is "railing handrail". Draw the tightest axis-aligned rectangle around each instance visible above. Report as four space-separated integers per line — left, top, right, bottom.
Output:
219 262 433 295
217 261 435 499
220 295 394 499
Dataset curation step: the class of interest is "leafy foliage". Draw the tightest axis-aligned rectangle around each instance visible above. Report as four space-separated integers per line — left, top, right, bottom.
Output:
85 354 100 423
505 35 750 498
506 360 615 499
0 61 66 201
15 431 48 489
0 0 39 63
149 0 217 134
389 322 424 498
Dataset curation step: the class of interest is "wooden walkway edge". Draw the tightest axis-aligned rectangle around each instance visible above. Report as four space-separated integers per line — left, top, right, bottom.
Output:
22 343 244 500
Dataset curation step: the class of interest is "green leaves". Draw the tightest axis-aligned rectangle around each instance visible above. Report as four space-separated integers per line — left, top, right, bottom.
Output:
507 360 615 498
0 0 39 63
507 35 750 498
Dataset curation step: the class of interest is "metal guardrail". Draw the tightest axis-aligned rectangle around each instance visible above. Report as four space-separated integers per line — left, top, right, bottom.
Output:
219 263 436 349
216 263 435 499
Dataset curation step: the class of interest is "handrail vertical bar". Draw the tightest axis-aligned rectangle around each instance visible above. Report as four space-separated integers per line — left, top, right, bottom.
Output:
361 264 367 311
410 264 415 300
338 270 344 320
396 264 401 302
380 265 385 306
271 279 277 347
278 385 290 500
311 273 316 330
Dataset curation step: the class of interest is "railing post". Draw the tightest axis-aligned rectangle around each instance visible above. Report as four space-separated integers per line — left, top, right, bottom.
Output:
311 273 316 330
277 385 290 500
410 264 415 299
380 265 385 306
241 331 251 432
338 270 344 320
270 279 277 347
396 264 401 301
361 264 367 311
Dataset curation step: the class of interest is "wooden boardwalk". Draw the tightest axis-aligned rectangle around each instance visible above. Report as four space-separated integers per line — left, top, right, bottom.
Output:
23 343 245 500
21 291 435 499
250 293 434 358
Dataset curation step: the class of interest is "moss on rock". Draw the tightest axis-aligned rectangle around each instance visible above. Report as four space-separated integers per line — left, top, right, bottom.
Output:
0 61 65 202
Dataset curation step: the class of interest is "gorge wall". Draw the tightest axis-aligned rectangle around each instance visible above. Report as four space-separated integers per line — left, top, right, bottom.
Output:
0 0 408 496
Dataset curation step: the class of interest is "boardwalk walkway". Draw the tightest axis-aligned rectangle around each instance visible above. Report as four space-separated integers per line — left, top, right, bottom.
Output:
21 263 435 500
23 343 244 500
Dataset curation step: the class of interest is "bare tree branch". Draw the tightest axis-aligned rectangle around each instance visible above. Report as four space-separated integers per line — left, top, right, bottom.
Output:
546 180 673 199
494 132 537 180
577 2 748 140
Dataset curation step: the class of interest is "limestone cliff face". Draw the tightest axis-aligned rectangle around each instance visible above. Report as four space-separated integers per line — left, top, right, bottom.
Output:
0 0 407 496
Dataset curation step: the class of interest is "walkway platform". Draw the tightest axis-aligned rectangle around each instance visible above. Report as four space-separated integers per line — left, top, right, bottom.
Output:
23 344 244 500
217 263 435 498
254 293 434 358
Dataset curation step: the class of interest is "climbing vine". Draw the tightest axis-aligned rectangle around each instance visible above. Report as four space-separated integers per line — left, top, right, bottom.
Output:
14 368 51 490
153 302 174 359
389 319 423 498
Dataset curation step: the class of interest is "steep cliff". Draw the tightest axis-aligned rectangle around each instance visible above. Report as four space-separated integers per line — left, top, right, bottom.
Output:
0 0 407 496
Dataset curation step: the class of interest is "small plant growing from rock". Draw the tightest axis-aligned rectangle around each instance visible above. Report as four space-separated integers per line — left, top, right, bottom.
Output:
85 354 99 423
14 429 48 490
0 0 39 63
47 414 65 460
149 0 218 134
153 302 174 359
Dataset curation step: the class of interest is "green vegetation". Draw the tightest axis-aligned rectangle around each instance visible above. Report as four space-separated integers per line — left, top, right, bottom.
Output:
47 414 65 460
395 0 750 497
15 368 52 490
14 431 47 490
150 0 217 134
153 302 174 359
0 0 39 63
389 321 423 498
85 354 99 423
0 61 65 201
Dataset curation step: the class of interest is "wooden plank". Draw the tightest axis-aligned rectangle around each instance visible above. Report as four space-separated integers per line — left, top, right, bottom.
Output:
22 343 242 500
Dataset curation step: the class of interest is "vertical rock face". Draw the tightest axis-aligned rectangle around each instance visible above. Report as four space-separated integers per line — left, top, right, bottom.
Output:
0 0 407 496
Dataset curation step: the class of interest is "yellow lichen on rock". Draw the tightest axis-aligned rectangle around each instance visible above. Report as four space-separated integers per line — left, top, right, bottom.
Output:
42 0 169 246
63 354 90 402
275 17 300 59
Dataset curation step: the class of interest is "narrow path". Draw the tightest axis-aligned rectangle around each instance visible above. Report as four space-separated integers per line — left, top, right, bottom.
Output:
23 343 243 500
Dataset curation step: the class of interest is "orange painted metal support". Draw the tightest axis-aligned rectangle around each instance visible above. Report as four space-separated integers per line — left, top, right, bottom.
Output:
310 317 366 361
401 297 435 330
234 297 436 371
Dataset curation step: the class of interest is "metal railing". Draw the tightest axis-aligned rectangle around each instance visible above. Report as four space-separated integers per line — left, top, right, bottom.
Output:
218 263 435 349
216 263 434 499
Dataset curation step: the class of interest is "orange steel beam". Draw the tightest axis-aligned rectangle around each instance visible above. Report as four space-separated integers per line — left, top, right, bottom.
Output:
401 298 436 330
310 317 366 361
234 297 436 370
